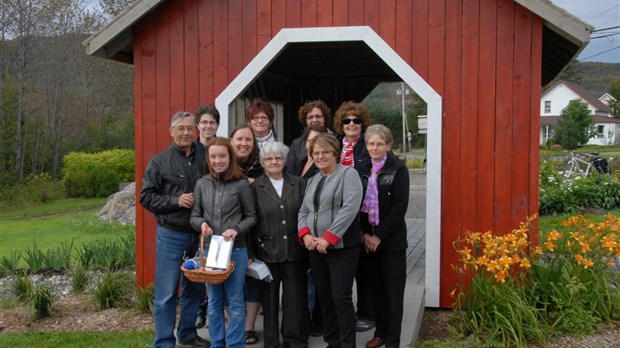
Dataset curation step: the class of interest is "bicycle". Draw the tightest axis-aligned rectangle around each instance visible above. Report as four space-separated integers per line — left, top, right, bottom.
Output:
561 151 611 179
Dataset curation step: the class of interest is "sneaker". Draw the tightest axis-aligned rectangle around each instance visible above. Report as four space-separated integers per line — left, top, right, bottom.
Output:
355 318 375 332
175 336 211 348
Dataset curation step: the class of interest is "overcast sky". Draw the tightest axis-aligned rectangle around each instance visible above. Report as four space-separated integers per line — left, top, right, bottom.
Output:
551 0 620 63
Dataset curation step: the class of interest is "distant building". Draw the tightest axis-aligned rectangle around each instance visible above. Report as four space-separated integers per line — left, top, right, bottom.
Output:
540 80 620 145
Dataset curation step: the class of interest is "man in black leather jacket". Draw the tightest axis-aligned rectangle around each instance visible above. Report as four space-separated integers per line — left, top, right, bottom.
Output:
139 111 210 348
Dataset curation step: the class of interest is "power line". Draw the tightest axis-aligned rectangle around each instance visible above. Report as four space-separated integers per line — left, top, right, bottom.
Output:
591 32 620 39
584 4 620 21
593 25 620 32
580 46 620 61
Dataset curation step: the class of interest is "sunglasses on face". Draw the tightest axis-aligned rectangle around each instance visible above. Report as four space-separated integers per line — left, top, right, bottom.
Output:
342 118 362 125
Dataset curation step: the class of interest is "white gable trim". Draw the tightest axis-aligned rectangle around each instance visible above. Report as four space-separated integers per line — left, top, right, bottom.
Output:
215 26 443 307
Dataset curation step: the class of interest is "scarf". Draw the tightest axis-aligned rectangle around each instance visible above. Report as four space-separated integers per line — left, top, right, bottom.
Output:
340 137 358 167
360 155 387 226
256 129 276 152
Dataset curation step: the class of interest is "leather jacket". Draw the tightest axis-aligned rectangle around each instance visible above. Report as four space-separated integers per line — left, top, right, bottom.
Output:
139 143 204 233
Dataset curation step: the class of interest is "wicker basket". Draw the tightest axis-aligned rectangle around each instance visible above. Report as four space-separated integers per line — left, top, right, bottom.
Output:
181 233 235 284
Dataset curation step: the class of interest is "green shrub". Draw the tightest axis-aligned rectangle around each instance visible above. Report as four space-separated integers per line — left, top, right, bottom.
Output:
62 149 134 198
29 285 55 320
0 173 65 210
539 169 620 215
93 271 134 310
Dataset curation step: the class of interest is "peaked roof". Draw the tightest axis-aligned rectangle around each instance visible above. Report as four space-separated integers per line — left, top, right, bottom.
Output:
543 80 612 113
83 0 593 86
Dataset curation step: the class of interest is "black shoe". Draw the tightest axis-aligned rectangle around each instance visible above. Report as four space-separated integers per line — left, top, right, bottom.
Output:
195 314 206 329
176 336 211 348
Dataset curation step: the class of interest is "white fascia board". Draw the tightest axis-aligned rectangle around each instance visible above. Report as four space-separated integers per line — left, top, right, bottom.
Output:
83 0 164 57
514 0 593 45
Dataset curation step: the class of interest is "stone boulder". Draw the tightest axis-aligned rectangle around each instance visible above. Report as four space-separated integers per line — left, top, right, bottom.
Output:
99 182 136 225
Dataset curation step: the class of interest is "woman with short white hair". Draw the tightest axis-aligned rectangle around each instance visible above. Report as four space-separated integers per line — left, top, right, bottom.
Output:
251 141 310 348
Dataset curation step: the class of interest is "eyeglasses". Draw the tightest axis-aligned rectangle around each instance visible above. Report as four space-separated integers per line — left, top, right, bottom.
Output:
174 126 195 133
199 120 218 125
263 156 284 162
342 118 362 125
251 115 269 121
306 114 324 120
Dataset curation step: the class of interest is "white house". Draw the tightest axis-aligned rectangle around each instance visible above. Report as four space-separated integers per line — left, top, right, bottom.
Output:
540 80 620 145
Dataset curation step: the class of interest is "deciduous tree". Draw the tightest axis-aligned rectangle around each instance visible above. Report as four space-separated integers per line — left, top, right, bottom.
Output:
552 99 594 149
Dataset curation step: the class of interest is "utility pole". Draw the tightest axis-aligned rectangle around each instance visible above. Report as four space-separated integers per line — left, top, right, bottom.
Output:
396 82 410 152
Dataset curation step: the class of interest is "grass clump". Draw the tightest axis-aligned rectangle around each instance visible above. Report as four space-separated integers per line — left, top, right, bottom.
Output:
30 285 55 319
0 250 22 275
13 272 33 303
69 264 89 295
93 271 134 310
135 283 154 313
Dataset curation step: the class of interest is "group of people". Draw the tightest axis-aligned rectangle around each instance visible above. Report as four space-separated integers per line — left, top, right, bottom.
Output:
140 98 410 348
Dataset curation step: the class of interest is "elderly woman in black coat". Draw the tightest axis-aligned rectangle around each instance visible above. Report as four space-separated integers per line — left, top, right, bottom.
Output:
251 141 310 348
358 124 410 348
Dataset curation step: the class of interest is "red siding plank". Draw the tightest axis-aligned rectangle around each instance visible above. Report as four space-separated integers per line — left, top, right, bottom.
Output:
169 1 185 112
460 0 479 233
227 0 243 81
364 0 380 33
511 4 533 228
242 0 257 67
529 16 543 246
348 0 363 25
395 0 412 63
379 0 396 48
155 4 171 151
317 0 333 27
257 0 272 50
286 0 302 27
476 0 497 233
301 0 318 27
493 0 514 236
184 0 199 108
332 0 348 26
272 0 287 35
411 0 428 79
439 0 462 308
213 0 228 94
133 20 145 287
198 0 215 103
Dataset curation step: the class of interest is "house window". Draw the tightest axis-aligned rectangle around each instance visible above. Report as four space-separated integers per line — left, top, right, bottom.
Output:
597 125 605 139
544 101 551 114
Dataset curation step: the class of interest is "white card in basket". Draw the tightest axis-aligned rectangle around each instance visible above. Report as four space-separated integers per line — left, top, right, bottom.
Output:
206 235 233 270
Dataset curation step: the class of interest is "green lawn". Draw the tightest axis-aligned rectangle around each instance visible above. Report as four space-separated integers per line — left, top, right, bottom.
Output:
0 197 134 264
0 331 153 348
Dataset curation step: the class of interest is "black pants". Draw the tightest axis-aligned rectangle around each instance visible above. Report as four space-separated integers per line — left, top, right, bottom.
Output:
262 259 310 348
310 246 359 348
369 250 406 347
355 247 375 320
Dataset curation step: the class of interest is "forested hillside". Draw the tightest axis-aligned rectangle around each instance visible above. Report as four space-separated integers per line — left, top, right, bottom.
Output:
578 62 620 97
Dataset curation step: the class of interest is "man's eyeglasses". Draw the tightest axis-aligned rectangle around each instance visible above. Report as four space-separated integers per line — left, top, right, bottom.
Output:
175 126 195 133
342 118 362 125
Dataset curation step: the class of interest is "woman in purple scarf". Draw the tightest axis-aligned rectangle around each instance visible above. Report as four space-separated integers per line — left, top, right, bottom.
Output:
359 124 410 348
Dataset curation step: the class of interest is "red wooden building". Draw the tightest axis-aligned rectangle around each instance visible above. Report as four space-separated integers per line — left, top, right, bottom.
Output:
84 0 591 308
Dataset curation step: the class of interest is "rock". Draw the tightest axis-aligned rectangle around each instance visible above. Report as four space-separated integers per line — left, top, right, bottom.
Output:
99 182 136 225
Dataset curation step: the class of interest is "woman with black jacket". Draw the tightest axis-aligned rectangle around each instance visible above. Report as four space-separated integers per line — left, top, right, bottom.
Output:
359 124 410 348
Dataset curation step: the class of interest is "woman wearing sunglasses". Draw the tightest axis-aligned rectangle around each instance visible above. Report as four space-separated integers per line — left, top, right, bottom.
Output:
333 101 374 333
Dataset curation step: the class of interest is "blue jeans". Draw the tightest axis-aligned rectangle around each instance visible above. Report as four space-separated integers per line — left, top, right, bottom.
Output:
153 226 206 348
207 248 248 348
